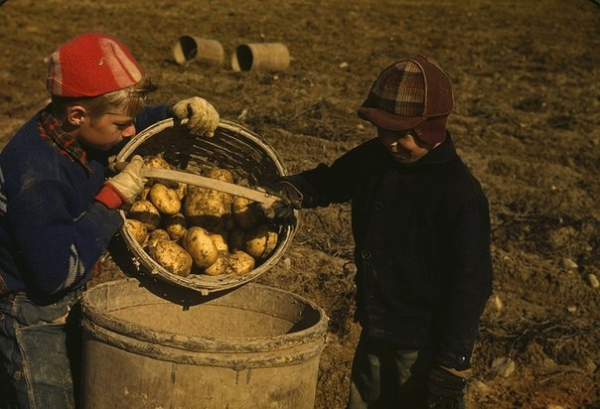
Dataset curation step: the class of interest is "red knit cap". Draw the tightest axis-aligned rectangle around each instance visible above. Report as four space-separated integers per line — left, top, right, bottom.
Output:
46 32 143 97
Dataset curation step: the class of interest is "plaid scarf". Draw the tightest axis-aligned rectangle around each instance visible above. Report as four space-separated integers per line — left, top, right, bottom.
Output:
37 106 92 172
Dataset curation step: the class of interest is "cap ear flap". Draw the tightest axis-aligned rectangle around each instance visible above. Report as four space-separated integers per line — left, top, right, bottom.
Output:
414 115 449 144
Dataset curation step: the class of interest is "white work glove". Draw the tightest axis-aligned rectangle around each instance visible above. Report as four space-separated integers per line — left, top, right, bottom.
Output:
171 96 220 137
104 155 147 203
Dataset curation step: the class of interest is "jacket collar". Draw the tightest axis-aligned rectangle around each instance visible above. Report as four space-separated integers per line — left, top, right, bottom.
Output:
388 131 457 171
37 105 93 172
421 131 457 165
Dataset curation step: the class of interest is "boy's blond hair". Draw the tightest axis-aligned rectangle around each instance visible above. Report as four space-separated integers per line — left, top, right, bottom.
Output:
51 76 158 120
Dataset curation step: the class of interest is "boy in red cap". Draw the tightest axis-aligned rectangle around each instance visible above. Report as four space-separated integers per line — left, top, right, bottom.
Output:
0 32 220 408
264 55 493 408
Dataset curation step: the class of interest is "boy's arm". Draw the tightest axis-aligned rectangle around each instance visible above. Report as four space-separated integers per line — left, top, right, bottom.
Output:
436 192 494 370
9 180 123 295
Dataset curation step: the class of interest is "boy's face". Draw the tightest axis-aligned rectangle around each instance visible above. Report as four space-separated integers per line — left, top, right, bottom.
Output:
75 108 136 151
377 128 434 164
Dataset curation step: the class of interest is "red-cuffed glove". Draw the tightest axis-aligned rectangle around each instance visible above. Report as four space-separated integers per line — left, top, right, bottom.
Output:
96 155 147 209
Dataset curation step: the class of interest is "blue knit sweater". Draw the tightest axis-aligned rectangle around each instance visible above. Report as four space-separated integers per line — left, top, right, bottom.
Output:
0 106 169 297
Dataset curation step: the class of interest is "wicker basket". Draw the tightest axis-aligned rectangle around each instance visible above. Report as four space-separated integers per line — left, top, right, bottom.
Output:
115 118 298 295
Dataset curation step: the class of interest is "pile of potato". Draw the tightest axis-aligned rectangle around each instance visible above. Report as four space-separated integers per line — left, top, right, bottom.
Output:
123 155 279 278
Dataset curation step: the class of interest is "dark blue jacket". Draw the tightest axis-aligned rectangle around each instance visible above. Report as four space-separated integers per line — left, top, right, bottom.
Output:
288 134 493 370
0 106 169 298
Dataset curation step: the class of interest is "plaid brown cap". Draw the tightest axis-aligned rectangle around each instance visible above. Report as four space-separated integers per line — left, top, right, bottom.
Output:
357 55 454 144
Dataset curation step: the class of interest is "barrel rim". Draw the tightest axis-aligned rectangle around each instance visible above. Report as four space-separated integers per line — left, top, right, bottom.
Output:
81 279 329 354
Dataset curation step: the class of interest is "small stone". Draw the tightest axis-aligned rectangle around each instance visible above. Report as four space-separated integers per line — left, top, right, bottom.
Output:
237 109 248 121
588 274 599 289
567 305 577 313
339 62 348 69
561 257 578 270
470 380 491 394
492 294 503 311
491 357 515 378
583 357 597 374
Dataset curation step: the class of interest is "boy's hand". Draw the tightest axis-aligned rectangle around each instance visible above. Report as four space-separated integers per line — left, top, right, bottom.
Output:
256 181 303 222
425 365 469 409
171 97 220 137
260 181 303 210
104 155 147 204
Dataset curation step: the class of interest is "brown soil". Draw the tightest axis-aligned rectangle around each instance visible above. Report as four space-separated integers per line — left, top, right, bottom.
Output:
1 1 598 408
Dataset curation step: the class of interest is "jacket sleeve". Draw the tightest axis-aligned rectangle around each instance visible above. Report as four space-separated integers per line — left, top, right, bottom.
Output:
286 138 384 207
134 105 172 131
9 177 123 295
435 188 494 370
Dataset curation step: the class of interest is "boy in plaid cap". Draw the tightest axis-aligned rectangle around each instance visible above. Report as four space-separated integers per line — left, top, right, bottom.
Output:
0 32 220 408
265 55 493 408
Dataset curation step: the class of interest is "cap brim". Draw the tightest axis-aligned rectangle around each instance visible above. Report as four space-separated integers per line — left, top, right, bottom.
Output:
358 106 448 144
357 106 426 132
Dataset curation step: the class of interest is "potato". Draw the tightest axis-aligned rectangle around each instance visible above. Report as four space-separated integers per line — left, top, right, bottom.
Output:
186 184 205 195
207 167 234 183
128 200 161 231
210 233 229 254
220 192 234 208
232 197 261 229
143 155 170 170
228 250 255 275
148 183 181 215
182 190 205 218
163 213 187 241
148 239 193 277
245 223 278 259
125 219 148 245
146 229 171 252
132 154 286 279
183 189 230 231
203 256 229 276
142 156 182 189
182 226 219 268
174 183 187 201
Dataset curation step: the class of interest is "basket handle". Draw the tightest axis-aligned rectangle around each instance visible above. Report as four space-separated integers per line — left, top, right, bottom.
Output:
110 162 281 209
145 168 281 208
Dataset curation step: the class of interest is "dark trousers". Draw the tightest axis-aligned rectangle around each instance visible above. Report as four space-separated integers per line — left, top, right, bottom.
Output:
347 333 434 409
